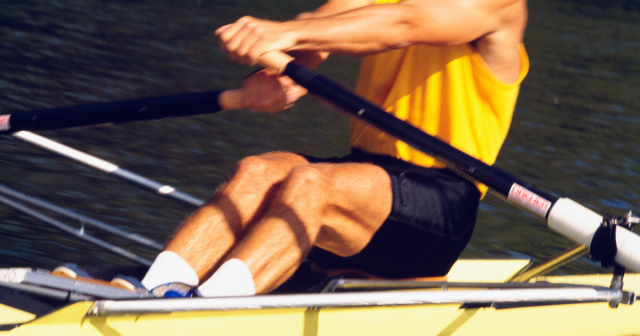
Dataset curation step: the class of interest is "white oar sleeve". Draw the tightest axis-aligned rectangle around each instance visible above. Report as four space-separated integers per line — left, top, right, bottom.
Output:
547 198 640 272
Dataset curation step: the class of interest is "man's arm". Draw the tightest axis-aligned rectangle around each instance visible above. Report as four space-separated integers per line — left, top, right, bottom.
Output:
217 0 526 82
285 0 524 53
223 0 376 69
287 0 376 68
223 0 376 113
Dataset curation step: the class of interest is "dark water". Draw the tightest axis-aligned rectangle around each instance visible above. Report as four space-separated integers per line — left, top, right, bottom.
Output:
0 0 639 276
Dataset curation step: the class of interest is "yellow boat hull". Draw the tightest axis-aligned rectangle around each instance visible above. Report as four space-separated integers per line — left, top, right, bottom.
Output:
2 260 639 336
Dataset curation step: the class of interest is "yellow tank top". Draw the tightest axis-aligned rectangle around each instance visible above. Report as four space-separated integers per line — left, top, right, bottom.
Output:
350 2 529 194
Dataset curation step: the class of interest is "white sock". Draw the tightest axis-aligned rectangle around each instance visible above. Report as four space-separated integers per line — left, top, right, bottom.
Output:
141 251 199 290
198 258 256 297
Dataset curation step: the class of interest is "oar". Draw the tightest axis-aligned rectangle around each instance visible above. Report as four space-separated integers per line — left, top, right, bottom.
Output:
0 89 246 134
12 131 206 207
257 51 640 273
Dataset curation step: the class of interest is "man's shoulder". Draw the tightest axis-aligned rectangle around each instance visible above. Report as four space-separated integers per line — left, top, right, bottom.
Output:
471 0 527 83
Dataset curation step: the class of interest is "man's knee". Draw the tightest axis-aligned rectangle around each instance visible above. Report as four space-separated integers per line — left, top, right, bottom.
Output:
234 156 272 180
279 165 329 208
257 165 329 241
233 152 307 182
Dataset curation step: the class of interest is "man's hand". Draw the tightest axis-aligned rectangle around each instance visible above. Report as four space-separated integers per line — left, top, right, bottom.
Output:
214 0 374 67
240 70 308 113
215 16 301 66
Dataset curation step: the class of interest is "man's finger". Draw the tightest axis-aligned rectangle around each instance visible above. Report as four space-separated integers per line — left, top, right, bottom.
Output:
216 19 252 55
236 32 263 65
214 24 230 36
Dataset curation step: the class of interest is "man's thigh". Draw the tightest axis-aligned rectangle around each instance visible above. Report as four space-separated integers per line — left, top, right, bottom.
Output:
306 161 393 258
307 151 481 278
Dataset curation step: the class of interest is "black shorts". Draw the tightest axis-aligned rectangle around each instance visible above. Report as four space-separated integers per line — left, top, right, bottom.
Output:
305 150 481 278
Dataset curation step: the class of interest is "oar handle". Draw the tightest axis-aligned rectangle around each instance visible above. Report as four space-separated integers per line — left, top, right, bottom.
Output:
218 89 247 110
0 89 250 134
257 51 295 75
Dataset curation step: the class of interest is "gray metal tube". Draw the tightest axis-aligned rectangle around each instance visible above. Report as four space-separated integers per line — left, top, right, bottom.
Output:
91 287 624 316
0 184 162 250
0 194 153 266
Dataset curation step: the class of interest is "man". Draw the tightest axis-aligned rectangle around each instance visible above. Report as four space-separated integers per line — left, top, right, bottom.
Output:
142 0 529 297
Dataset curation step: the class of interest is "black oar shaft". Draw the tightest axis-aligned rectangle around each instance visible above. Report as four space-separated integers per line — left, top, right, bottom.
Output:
267 53 640 273
0 90 224 134
281 62 558 218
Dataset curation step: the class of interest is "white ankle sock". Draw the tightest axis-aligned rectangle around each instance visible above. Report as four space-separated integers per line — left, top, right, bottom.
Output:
141 251 199 290
198 258 256 297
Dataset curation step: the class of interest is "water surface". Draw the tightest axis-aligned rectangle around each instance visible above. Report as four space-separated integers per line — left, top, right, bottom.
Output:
1 0 639 276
